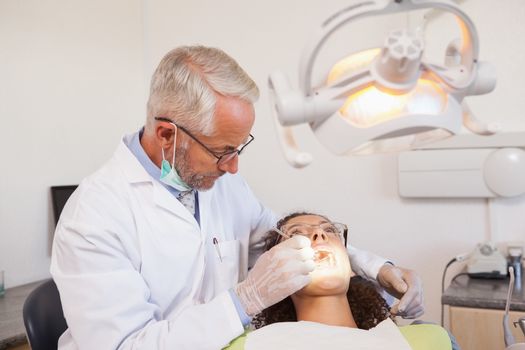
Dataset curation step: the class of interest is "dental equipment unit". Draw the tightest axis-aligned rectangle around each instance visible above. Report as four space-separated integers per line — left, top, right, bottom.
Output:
269 0 497 167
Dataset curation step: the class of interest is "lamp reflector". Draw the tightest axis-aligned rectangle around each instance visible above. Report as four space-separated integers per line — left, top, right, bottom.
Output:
339 79 448 127
327 48 381 84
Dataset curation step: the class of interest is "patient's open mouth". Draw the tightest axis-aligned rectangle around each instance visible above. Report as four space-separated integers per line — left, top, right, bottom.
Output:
314 250 335 268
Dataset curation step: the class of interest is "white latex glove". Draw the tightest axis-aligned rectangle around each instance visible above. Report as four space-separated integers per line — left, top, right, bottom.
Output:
377 264 424 319
235 235 315 316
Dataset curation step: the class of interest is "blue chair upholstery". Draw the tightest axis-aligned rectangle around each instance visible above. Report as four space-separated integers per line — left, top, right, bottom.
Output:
23 279 68 350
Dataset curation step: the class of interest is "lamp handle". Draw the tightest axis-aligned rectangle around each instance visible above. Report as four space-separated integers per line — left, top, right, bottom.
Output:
462 101 500 135
268 71 313 167
271 115 313 168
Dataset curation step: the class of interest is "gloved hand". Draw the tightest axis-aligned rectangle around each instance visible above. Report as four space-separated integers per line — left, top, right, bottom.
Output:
235 235 315 316
377 264 424 318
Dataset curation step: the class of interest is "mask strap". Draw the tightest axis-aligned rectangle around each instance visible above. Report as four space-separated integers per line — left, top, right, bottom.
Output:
170 123 177 166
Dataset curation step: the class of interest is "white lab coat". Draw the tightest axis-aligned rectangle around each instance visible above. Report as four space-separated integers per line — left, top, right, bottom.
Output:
50 135 387 350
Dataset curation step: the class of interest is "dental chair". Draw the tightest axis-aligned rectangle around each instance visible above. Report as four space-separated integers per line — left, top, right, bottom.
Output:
224 322 453 350
23 279 68 350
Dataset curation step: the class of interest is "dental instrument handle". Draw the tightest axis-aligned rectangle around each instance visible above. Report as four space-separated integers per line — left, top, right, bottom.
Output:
274 228 289 241
504 266 516 347
517 317 525 337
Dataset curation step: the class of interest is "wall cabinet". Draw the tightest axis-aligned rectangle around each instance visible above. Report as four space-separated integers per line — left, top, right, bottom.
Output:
449 306 525 350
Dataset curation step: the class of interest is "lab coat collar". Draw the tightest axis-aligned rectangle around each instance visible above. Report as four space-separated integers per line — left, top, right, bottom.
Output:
152 180 198 224
115 134 155 184
114 134 214 226
113 135 196 223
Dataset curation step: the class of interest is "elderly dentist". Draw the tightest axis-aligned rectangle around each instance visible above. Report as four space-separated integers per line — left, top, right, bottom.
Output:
51 45 423 350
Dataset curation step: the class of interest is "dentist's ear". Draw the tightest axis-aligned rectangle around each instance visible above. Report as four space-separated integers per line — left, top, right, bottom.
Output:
156 122 177 148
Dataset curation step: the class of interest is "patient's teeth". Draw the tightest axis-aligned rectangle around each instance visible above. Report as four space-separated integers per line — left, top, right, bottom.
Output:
314 250 335 268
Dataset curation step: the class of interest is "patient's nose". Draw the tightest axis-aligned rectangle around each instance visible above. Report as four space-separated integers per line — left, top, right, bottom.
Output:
311 230 327 242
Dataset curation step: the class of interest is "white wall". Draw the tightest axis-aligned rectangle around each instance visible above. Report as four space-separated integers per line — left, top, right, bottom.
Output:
1 0 524 327
0 0 145 285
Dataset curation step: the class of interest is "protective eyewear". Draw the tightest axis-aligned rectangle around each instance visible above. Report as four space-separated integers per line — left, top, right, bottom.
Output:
155 116 254 166
276 222 348 245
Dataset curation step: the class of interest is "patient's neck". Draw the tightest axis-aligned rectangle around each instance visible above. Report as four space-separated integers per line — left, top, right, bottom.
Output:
291 294 357 328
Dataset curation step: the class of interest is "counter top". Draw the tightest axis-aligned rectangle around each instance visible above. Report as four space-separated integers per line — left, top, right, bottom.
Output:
442 274 525 311
0 280 46 349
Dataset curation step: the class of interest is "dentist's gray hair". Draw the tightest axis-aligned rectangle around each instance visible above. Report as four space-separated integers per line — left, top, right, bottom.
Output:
145 45 259 136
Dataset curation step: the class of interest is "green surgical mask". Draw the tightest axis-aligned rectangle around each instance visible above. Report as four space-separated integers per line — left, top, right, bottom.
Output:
159 124 192 192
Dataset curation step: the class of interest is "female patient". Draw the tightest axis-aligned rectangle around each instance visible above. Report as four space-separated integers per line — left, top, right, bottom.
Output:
226 212 455 350
253 211 391 330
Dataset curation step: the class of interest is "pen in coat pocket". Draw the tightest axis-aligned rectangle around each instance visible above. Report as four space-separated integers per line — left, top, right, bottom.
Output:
213 237 222 262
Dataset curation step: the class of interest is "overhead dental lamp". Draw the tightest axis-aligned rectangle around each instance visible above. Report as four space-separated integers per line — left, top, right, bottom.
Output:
269 0 497 168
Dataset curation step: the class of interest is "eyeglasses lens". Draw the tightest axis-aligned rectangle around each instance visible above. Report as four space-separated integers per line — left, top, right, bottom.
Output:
282 223 344 241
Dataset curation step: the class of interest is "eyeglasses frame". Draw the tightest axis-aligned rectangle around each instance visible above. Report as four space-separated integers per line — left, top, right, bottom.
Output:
275 222 348 247
154 116 254 166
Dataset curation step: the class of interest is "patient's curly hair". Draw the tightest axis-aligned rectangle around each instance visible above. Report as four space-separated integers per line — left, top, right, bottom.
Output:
252 212 392 330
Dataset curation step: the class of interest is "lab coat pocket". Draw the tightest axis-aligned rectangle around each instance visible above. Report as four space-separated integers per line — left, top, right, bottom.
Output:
214 239 241 293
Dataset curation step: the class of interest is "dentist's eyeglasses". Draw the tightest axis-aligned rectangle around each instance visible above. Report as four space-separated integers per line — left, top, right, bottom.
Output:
276 222 348 245
155 116 254 166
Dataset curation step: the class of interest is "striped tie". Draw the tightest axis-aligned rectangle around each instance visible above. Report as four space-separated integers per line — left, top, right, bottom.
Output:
178 190 195 216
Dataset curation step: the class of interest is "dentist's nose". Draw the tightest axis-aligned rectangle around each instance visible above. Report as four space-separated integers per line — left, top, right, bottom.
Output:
218 154 239 174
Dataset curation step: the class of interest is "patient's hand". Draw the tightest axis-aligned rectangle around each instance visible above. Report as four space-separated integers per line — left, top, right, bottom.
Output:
377 264 424 319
